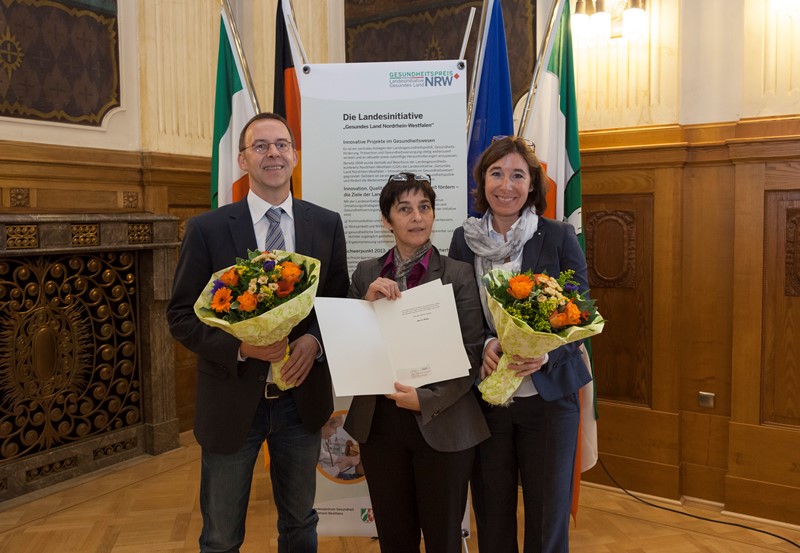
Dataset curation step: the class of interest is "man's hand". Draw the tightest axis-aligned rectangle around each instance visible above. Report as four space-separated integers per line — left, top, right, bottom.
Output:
387 382 421 412
240 337 289 363
279 334 319 387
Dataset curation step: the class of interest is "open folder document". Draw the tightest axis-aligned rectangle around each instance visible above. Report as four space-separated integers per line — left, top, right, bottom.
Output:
314 280 471 396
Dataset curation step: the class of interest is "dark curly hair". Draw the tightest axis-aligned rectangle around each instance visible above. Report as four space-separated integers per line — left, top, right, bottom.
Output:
379 172 436 222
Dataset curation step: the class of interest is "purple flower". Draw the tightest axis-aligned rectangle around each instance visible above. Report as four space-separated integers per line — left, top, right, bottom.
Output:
563 282 579 294
263 260 276 272
211 279 226 295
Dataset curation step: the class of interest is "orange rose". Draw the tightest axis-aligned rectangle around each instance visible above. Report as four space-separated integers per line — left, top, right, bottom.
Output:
564 301 582 325
219 268 240 287
549 301 582 329
211 287 233 312
275 280 295 298
279 261 303 284
507 274 534 300
236 291 258 312
549 311 568 329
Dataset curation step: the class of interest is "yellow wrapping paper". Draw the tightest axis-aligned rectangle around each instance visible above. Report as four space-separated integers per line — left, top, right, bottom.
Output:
193 251 321 390
478 294 605 406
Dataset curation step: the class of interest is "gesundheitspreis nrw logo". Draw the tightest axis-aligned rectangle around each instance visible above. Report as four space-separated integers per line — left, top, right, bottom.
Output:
388 70 461 88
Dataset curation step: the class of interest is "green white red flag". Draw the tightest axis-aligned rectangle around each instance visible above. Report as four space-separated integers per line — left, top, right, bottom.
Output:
522 1 583 246
211 7 256 208
519 0 596 521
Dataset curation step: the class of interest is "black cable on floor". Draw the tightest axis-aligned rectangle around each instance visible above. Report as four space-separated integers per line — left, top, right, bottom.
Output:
598 457 800 549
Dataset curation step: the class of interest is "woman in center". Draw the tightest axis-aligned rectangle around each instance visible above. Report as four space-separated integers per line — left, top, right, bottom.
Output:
344 172 489 553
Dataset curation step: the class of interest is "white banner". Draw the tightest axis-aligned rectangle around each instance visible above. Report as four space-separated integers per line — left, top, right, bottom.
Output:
298 60 468 274
314 396 471 539
315 396 376 537
301 59 471 540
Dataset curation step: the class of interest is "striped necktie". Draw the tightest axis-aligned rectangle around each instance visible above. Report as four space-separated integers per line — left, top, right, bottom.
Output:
264 207 285 252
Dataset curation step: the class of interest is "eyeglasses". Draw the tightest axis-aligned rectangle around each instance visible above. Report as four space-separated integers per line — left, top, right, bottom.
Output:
241 140 293 154
492 135 536 150
389 172 431 183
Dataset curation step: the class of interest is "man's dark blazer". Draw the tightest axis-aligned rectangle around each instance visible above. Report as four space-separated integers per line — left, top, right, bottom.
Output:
448 217 591 401
167 197 349 454
343 247 490 452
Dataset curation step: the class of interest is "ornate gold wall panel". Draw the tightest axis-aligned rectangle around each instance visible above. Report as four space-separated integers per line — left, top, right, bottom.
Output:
0 213 180 500
0 252 142 461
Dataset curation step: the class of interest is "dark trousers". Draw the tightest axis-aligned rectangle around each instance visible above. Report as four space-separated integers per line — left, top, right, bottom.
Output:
471 392 579 553
360 396 474 553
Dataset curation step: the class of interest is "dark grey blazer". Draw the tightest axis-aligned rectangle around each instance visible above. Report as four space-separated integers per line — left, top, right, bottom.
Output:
343 247 490 452
166 197 349 454
449 217 592 401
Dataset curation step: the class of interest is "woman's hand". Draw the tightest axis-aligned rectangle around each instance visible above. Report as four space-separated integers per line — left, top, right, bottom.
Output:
481 341 549 379
364 277 401 302
481 338 502 380
387 382 421 412
507 352 549 378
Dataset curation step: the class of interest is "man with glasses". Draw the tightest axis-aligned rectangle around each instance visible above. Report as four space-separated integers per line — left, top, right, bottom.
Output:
167 112 349 553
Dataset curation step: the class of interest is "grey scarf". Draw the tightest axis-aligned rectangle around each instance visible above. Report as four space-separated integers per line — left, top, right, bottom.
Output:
461 208 539 332
392 240 432 291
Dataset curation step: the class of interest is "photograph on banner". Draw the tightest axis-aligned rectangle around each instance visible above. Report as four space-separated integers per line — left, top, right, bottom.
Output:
314 401 471 538
298 60 467 274
318 411 365 483
315 398 377 537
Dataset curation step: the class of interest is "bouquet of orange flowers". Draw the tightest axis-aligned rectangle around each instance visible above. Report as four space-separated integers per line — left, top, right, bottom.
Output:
194 249 320 390
479 268 604 405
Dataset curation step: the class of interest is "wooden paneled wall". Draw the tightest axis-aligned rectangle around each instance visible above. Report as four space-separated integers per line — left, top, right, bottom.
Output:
4 117 798 522
0 141 209 217
579 117 800 525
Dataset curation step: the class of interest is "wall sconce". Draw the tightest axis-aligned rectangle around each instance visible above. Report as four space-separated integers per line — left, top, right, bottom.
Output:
572 0 647 44
620 0 647 41
591 0 612 43
572 0 591 39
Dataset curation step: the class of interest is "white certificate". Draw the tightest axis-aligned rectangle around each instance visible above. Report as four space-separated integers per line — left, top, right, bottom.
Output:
314 280 471 396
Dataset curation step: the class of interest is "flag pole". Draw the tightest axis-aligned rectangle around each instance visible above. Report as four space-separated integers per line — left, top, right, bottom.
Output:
221 0 260 113
285 0 309 65
458 7 477 61
466 0 490 134
516 0 565 136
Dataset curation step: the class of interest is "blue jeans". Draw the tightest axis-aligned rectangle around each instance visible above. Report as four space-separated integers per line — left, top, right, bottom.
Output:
199 395 321 553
